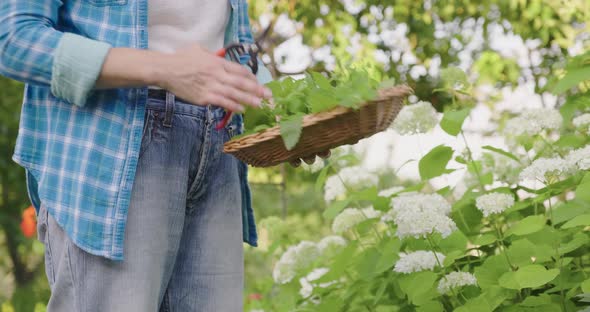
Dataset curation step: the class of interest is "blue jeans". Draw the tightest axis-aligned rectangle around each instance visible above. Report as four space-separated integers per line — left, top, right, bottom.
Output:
37 94 245 311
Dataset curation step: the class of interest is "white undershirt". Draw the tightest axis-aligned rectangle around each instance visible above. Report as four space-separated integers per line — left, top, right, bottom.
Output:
148 0 230 53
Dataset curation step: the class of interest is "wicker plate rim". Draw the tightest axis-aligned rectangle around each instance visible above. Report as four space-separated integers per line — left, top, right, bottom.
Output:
224 85 413 152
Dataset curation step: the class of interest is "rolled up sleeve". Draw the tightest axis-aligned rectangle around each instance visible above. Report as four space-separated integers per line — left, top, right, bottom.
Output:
51 33 111 107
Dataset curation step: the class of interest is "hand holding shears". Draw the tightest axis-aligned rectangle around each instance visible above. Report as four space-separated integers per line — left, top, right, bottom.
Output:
214 24 272 130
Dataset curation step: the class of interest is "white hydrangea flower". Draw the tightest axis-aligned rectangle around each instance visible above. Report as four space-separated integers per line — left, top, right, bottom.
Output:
393 251 446 274
392 101 439 135
504 108 562 136
391 193 452 215
395 209 457 239
378 186 405 197
573 113 590 133
299 268 332 298
475 192 515 217
481 152 521 184
437 272 478 294
519 157 576 182
317 235 347 254
383 193 457 238
273 241 321 284
566 145 590 170
332 207 382 234
324 166 379 202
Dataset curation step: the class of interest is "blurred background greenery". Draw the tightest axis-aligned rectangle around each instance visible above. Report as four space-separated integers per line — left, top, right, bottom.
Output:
0 0 588 311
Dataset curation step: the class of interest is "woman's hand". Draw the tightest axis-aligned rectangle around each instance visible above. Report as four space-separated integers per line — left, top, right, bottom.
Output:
96 45 272 112
156 44 272 111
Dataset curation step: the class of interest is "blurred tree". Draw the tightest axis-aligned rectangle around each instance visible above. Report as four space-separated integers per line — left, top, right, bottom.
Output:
249 0 589 109
0 77 46 309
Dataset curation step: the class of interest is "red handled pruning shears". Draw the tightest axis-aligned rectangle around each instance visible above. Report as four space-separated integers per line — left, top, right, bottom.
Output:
214 23 273 130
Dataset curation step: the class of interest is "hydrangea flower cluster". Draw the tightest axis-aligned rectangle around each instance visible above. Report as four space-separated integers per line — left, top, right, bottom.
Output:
573 113 590 134
437 272 478 294
299 268 334 299
393 250 446 274
384 193 457 239
481 152 522 184
332 207 382 234
273 241 320 284
566 145 590 171
317 235 347 255
504 108 562 136
324 166 379 202
519 157 576 182
475 192 515 217
392 101 439 135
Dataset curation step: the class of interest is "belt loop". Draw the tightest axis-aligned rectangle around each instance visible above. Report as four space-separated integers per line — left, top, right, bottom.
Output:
163 91 175 128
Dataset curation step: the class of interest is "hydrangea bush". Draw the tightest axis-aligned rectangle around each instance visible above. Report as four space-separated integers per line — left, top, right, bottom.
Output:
252 59 590 311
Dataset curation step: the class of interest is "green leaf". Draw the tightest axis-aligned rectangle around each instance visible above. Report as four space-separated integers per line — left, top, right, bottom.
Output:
558 232 590 255
562 213 590 229
443 250 464 267
438 230 468 253
506 239 554 267
440 108 471 136
356 247 381 280
552 66 590 94
415 300 443 312
581 279 590 293
397 271 438 304
309 89 339 113
374 239 401 275
440 67 471 92
520 294 552 307
576 172 590 202
323 200 351 219
475 255 511 289
419 145 454 180
481 145 521 162
506 215 546 236
279 113 304 150
552 199 590 224
472 234 497 246
498 265 560 290
454 287 512 312
311 72 332 90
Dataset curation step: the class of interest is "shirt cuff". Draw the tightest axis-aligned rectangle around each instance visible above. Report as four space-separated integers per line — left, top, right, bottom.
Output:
51 33 112 107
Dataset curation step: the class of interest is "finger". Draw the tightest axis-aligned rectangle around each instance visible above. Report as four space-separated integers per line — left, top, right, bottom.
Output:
317 150 331 159
221 60 258 80
203 93 245 112
289 158 302 168
302 155 316 165
224 74 271 100
212 83 261 109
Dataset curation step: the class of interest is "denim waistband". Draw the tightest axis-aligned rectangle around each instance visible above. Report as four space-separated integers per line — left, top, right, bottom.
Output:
146 91 227 119
146 90 242 130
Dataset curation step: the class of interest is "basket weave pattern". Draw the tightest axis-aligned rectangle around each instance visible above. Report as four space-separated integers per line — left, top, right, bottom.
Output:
224 85 413 167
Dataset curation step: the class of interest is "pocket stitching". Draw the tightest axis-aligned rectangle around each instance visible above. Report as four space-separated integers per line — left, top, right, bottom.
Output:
138 110 154 161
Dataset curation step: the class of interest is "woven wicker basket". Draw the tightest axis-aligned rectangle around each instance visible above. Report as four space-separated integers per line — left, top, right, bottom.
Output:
224 85 413 167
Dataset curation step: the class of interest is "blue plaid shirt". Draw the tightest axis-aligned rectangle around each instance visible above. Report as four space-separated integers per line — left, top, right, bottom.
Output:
0 0 270 260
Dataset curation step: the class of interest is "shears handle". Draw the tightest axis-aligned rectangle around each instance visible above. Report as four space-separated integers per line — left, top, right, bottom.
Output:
215 48 227 58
